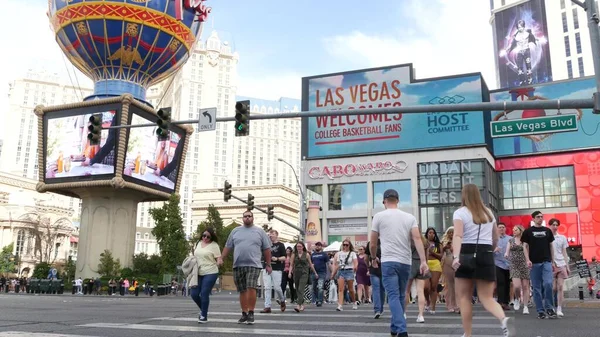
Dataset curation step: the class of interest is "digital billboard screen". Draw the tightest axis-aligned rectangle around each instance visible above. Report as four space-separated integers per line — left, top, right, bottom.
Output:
44 107 120 182
491 77 598 157
494 0 552 89
301 64 487 159
123 109 185 192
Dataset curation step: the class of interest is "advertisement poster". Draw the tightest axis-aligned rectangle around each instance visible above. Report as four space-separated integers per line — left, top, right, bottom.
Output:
45 110 117 180
123 113 184 190
494 0 552 88
303 65 486 158
491 77 599 156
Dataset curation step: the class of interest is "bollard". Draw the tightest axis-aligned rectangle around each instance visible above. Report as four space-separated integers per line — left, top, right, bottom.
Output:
579 285 584 301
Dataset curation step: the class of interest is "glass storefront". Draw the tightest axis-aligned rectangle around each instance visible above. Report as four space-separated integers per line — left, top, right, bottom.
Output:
328 182 367 210
418 159 496 232
498 166 576 210
373 180 412 211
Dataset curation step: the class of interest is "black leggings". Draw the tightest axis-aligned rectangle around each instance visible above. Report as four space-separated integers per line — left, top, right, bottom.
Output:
282 271 296 302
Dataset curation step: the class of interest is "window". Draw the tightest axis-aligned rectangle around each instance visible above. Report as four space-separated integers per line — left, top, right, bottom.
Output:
420 206 457 234
579 57 585 76
561 0 565 9
501 0 505 6
567 60 573 79
499 166 576 210
562 12 568 33
328 183 367 210
373 180 412 211
573 8 580 29
575 32 582 54
16 230 25 255
564 36 571 57
136 232 141 240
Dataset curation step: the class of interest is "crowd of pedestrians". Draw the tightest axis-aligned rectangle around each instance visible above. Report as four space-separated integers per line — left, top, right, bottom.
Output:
181 184 593 337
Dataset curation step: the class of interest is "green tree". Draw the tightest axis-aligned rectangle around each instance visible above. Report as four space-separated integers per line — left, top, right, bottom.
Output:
32 261 51 279
97 250 121 278
132 253 161 275
191 204 224 246
150 194 188 274
64 257 76 283
218 222 238 274
0 243 17 276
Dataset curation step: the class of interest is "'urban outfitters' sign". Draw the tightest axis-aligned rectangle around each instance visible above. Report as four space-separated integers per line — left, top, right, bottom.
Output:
418 160 484 205
490 114 578 138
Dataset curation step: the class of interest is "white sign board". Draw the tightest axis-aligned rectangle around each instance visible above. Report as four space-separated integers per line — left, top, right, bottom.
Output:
328 218 368 235
198 107 216 132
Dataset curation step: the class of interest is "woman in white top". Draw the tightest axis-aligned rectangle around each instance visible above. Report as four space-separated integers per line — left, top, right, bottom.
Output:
330 239 359 311
192 227 221 323
452 184 514 337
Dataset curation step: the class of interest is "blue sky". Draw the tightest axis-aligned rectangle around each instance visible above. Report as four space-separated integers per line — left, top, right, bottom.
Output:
0 0 495 107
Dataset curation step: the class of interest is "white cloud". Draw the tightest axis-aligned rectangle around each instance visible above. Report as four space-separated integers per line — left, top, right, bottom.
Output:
311 75 344 88
237 72 302 100
322 0 497 89
447 79 483 95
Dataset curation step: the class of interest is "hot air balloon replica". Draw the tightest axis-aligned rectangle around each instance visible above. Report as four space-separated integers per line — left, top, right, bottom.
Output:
34 0 212 278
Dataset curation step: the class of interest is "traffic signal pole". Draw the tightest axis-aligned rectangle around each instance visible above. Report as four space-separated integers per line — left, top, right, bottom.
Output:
219 189 305 237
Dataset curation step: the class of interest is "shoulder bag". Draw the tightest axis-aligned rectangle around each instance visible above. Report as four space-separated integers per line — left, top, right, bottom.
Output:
459 223 481 272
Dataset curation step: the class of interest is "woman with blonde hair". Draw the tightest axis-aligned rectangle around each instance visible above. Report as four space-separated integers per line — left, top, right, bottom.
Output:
452 184 514 337
504 224 530 314
441 226 458 313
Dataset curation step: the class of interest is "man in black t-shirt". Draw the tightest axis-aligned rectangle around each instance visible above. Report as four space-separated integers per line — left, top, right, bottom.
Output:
365 239 386 318
522 210 557 319
260 229 287 313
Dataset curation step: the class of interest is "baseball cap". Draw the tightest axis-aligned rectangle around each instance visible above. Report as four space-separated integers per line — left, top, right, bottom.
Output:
315 242 322 246
383 189 399 199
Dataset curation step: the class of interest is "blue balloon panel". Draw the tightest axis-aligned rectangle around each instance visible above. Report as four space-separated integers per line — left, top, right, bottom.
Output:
48 0 211 103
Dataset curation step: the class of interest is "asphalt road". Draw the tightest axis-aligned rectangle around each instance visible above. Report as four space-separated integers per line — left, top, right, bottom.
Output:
0 292 598 337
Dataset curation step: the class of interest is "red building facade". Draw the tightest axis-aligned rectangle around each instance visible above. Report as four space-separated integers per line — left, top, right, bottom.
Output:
496 150 600 259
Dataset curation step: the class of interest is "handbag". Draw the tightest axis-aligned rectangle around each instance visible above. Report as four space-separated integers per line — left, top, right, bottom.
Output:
458 223 481 272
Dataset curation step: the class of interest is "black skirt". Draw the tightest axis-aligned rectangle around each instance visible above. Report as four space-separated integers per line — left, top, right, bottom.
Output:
455 244 496 281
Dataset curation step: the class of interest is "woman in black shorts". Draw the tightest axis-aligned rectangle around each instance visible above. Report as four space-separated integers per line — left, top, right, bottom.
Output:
451 184 514 337
405 233 430 323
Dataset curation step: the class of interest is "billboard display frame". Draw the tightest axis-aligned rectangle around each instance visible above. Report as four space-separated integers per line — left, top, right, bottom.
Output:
42 102 123 184
301 63 492 160
490 76 600 158
492 0 552 90
122 104 187 194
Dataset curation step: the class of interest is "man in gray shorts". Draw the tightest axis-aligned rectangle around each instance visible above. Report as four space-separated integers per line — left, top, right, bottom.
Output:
219 210 272 325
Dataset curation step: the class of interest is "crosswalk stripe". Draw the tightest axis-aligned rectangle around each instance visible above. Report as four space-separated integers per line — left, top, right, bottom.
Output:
148 316 501 328
76 323 501 337
165 311 498 320
0 333 91 337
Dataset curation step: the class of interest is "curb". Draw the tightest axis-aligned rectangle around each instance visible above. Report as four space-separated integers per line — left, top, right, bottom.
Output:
563 300 600 308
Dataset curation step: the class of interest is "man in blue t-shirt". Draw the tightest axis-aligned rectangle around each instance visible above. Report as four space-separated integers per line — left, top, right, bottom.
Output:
311 242 330 306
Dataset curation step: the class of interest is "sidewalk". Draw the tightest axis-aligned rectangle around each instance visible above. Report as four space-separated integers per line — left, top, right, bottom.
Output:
563 298 600 308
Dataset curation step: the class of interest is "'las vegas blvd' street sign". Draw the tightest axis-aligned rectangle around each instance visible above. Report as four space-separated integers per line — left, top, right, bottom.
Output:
490 114 578 138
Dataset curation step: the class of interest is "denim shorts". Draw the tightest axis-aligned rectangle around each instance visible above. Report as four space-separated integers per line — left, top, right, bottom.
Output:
338 269 354 281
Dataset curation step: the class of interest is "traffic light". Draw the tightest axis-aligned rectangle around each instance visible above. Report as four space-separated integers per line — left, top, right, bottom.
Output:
234 100 250 137
247 193 255 211
156 107 171 140
87 113 102 145
223 181 232 202
267 204 274 221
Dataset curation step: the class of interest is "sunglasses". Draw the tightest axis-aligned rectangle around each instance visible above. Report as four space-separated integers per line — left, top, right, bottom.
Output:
343 244 349 247
202 234 211 239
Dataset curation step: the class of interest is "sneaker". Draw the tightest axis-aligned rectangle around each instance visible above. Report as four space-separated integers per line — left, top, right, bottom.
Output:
546 309 558 319
527 302 533 308
501 317 515 337
237 312 248 324
246 311 255 325
537 312 547 319
280 301 287 312
523 306 529 315
352 304 358 310
260 307 271 313
513 299 520 311
404 312 407 319
556 306 563 317
374 312 381 319
198 316 207 324
416 315 425 323
429 310 436 315
336 305 343 311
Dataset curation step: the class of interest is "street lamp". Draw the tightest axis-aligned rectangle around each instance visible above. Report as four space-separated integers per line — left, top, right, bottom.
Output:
278 158 307 237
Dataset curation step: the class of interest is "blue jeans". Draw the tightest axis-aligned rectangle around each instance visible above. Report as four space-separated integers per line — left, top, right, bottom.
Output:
190 273 219 318
382 262 410 334
370 273 385 314
311 273 326 304
530 262 554 313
